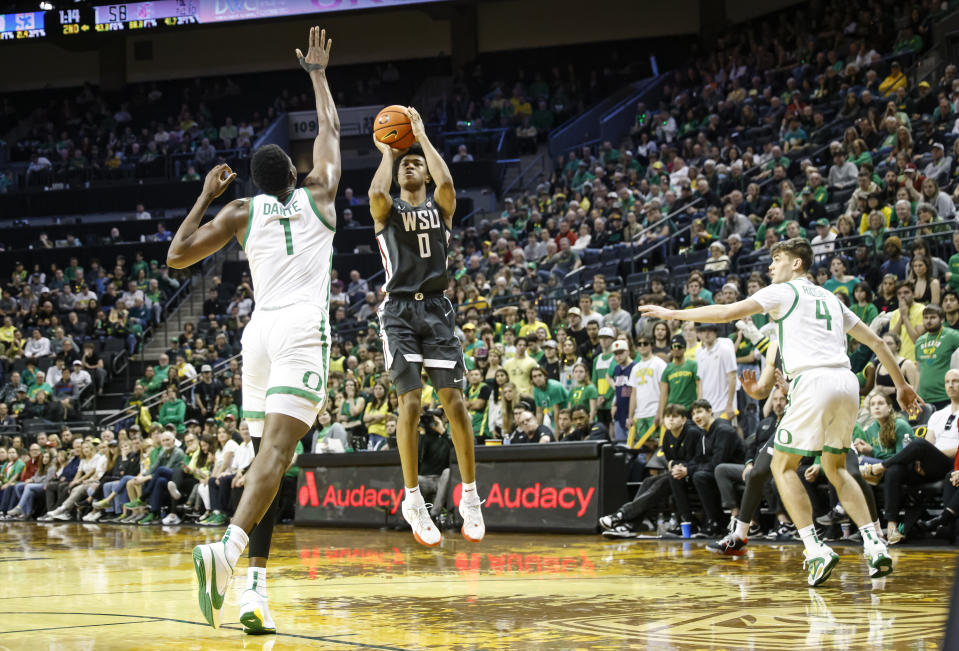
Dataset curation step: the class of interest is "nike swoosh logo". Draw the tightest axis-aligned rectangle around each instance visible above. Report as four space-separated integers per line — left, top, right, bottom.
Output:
453 378 464 384
383 129 398 141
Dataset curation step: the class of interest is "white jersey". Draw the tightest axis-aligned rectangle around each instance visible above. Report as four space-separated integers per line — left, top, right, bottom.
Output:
244 188 336 310
752 278 860 378
695 338 738 414
927 404 959 452
629 355 667 418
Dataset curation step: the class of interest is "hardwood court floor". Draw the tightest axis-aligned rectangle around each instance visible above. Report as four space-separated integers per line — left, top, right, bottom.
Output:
0 522 955 650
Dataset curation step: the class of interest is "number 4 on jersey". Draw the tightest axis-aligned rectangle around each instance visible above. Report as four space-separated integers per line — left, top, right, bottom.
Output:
815 299 832 331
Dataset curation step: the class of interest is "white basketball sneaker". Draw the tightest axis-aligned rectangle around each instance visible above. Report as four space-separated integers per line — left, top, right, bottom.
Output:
459 496 485 543
402 499 442 547
239 589 277 635
193 541 235 628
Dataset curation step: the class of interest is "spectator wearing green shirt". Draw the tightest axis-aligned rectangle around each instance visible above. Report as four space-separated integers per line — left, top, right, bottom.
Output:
704 207 725 241
822 256 860 298
754 206 789 246
802 171 828 204
915 305 959 408
681 274 714 308
531 367 568 427
157 386 187 434
466 369 492 438
137 366 164 396
854 393 911 464
28 371 52 400
656 335 701 421
216 389 240 425
592 329 617 420
893 26 922 54
590 275 610 315
568 363 599 421
153 353 171 385
851 282 879 327
946 232 959 293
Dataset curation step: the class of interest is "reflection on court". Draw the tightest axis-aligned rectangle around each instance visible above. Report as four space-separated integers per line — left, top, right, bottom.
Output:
0 522 953 650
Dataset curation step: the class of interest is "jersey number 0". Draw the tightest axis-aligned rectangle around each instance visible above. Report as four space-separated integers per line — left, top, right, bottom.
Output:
417 233 431 258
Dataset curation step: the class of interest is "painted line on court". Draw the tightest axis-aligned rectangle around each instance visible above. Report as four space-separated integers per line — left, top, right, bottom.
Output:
0 612 414 650
0 573 630 601
0 557 52 563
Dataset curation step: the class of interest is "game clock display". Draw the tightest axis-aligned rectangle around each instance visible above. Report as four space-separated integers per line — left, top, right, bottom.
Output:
59 1 199 35
0 0 449 41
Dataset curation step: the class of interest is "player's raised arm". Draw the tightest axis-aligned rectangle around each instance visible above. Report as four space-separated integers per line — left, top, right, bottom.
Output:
167 164 245 269
298 27 341 213
406 106 456 223
639 299 763 324
368 138 394 226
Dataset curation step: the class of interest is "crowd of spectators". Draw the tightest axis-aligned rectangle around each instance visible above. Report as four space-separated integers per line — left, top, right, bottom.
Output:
0 57 433 191
0 248 191 435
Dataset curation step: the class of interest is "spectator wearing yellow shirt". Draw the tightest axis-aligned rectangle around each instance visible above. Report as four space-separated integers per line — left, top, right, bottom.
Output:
888 281 926 361
504 336 537 397
518 306 551 340
879 61 907 96
0 316 18 354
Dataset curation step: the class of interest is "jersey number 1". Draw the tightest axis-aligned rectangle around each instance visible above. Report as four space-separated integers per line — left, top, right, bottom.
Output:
279 217 293 255
815 299 832 330
417 233 431 258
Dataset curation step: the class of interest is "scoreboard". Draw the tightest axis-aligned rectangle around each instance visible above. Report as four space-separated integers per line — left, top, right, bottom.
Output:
59 2 199 35
1 0 447 40
0 12 46 40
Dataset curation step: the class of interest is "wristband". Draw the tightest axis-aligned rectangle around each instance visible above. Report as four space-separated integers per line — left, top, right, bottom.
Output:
298 57 325 73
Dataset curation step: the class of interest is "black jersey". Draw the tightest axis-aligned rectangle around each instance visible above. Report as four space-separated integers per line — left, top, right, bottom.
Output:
375 193 450 294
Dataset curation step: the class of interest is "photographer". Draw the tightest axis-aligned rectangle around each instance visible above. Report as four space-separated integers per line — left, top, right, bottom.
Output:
418 410 453 521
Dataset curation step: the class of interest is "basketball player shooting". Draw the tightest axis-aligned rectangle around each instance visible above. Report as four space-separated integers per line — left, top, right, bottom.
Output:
368 107 484 547
167 27 340 632
639 238 922 586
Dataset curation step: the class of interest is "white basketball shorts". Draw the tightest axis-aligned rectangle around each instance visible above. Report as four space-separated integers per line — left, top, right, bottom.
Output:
241 303 331 429
774 366 859 456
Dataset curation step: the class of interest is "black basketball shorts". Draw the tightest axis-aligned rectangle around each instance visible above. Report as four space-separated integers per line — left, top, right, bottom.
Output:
377 293 466 395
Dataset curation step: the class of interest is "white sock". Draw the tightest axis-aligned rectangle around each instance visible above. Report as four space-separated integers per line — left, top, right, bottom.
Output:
461 481 479 503
247 567 267 598
798 524 822 554
404 486 424 505
860 523 883 551
222 524 248 567
733 518 750 541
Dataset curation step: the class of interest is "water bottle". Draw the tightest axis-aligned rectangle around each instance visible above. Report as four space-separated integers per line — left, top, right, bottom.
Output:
656 514 666 536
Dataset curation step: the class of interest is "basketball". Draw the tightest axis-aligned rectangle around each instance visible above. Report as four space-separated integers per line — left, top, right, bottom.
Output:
374 105 415 150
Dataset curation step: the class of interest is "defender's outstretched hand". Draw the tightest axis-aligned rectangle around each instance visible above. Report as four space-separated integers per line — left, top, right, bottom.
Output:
296 26 332 72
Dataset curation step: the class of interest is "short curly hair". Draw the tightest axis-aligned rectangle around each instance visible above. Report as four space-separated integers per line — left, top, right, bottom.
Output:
392 143 432 186
251 144 293 196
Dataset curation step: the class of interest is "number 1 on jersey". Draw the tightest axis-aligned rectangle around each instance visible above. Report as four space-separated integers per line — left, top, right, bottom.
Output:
279 217 293 255
417 232 431 258
815 299 832 330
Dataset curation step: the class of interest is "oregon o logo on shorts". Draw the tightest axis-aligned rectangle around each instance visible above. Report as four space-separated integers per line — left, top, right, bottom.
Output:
913 425 927 440
777 428 793 445
302 371 324 391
